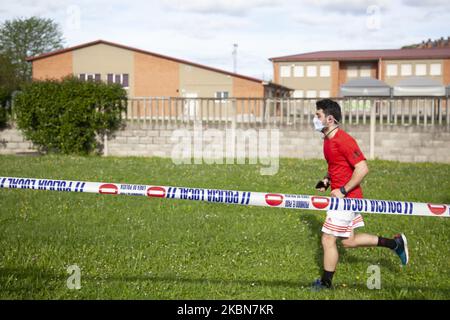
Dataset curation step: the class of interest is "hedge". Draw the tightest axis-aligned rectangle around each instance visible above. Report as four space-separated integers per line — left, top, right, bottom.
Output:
14 77 127 154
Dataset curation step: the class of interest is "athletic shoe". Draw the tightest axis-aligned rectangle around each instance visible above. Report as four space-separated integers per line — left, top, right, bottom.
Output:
393 233 409 265
311 279 331 292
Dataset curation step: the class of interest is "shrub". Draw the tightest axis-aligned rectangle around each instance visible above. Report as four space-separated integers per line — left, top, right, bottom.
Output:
14 76 127 154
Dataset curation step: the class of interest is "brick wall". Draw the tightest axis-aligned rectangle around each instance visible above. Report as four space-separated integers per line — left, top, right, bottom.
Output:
443 58 450 85
330 61 340 97
273 63 279 84
32 51 73 80
232 77 264 98
134 52 179 97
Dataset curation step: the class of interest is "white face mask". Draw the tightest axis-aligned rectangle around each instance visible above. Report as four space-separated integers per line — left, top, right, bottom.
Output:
313 116 326 132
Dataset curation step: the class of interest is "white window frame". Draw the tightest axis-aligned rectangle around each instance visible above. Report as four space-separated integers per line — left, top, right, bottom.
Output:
306 66 317 77
415 64 427 76
347 66 358 78
280 65 291 78
359 65 372 77
215 91 229 98
107 73 129 89
214 91 229 103
386 64 398 76
319 90 330 98
293 65 304 77
319 65 331 77
306 90 317 98
401 64 412 76
79 73 101 81
430 63 441 76
292 90 304 98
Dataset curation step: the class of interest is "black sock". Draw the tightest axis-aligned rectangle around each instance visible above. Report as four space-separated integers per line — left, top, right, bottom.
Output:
321 270 334 288
377 236 397 250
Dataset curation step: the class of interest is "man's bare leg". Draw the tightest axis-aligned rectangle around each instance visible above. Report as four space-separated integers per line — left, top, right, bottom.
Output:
341 232 378 248
320 233 339 287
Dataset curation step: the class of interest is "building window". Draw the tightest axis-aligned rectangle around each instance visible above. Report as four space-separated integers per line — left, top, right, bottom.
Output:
430 63 441 76
215 91 229 99
360 66 372 77
214 91 229 103
107 73 130 88
415 64 427 76
306 66 317 77
306 90 316 98
386 64 398 76
280 66 291 77
123 74 129 87
294 66 304 77
319 90 330 98
292 90 304 98
319 65 330 77
79 73 101 82
347 66 358 78
401 64 412 76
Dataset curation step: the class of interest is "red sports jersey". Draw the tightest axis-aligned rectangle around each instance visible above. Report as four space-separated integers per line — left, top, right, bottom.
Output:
323 129 366 199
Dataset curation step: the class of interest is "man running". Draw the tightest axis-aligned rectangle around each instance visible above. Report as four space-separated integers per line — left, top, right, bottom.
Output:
311 99 409 291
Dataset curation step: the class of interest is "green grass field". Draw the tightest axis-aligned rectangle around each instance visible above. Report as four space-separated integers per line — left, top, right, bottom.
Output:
0 155 449 299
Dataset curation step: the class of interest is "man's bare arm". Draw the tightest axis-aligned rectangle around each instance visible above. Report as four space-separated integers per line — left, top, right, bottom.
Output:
330 160 369 198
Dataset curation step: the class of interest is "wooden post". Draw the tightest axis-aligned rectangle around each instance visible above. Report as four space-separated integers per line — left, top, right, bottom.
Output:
370 99 376 160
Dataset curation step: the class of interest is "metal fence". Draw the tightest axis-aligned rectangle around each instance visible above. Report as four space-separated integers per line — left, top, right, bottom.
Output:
124 97 450 128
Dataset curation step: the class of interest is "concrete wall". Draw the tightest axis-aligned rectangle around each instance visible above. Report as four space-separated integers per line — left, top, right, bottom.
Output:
2 123 449 163
275 61 334 96
383 59 444 87
179 64 232 97
73 43 135 97
0 126 35 154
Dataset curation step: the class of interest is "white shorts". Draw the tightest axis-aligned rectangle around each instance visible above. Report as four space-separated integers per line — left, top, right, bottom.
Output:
321 210 365 238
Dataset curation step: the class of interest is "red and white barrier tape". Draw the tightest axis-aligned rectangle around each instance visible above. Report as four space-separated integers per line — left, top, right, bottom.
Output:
1 177 448 217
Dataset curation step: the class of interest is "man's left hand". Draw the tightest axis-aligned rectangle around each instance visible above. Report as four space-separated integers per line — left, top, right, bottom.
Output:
330 188 345 198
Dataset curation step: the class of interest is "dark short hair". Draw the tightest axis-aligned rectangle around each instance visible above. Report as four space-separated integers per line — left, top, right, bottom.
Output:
316 99 342 123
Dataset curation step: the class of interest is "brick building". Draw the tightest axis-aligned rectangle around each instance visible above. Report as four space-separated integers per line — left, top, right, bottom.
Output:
270 48 450 97
27 39 291 99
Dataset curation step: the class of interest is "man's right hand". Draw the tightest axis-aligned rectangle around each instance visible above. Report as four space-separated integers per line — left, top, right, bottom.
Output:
315 178 330 192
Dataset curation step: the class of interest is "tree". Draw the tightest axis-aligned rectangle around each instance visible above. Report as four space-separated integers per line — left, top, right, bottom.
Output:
0 54 19 101
0 17 64 82
0 53 20 127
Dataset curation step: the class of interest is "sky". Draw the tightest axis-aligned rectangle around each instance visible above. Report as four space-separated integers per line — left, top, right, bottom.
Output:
1 0 449 81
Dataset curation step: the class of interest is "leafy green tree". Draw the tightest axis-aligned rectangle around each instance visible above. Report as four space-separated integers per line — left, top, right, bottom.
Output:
0 16 64 82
